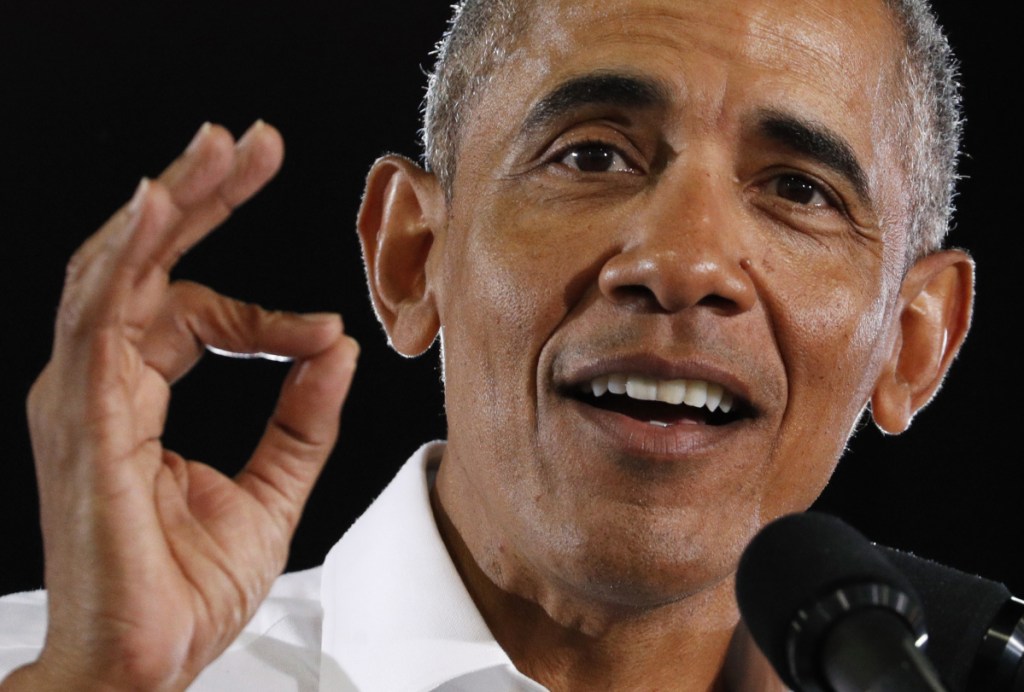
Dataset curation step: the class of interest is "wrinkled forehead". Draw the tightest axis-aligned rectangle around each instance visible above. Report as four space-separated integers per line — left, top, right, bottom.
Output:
531 0 899 75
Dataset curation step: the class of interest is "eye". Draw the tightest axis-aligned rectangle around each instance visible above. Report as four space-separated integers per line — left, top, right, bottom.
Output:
557 142 638 174
766 173 835 208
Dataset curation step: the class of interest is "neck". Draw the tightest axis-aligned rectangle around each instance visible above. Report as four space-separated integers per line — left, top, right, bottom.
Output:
430 480 784 692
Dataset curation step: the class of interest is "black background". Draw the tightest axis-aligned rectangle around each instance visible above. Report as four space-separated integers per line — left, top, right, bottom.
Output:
0 2 1018 598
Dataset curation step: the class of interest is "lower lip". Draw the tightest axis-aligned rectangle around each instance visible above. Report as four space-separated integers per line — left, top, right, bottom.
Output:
567 398 744 459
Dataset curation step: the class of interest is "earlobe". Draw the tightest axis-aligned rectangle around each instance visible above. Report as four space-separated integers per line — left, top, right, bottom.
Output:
357 155 446 357
871 250 974 434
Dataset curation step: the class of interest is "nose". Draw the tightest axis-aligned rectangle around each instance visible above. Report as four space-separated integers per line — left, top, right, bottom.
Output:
598 168 757 315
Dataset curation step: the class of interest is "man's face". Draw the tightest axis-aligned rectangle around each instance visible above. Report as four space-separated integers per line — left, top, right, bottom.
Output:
434 0 909 606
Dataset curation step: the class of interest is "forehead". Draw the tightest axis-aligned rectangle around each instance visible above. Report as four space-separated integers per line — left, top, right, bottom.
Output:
536 0 894 68
517 0 900 102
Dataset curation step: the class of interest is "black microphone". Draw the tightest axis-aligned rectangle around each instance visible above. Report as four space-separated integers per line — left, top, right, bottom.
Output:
736 512 947 692
877 547 1024 692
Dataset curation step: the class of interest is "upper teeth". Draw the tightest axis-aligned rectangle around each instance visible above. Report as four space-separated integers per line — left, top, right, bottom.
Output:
588 374 734 413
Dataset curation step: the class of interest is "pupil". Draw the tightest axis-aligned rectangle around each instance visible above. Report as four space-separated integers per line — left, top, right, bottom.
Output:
777 174 816 204
571 145 614 172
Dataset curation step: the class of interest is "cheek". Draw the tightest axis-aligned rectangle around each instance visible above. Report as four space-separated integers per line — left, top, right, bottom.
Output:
447 196 609 350
439 208 583 440
769 239 889 395
755 245 892 512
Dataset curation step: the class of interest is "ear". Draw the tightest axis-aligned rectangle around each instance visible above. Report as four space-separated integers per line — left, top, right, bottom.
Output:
357 155 446 356
871 249 974 434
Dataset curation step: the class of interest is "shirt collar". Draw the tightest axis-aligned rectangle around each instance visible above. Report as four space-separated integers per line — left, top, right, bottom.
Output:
319 441 543 691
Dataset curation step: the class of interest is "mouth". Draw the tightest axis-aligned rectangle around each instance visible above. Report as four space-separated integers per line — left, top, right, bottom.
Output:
568 373 751 427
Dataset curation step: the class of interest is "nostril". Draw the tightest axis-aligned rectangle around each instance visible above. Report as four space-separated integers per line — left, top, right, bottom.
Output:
696 294 737 312
609 283 661 309
607 283 743 315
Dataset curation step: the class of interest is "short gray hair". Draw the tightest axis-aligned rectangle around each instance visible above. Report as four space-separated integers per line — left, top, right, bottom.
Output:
422 0 963 260
883 0 964 261
421 0 530 197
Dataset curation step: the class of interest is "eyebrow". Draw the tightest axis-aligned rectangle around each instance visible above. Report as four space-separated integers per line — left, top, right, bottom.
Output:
521 72 670 135
756 109 872 205
518 76 872 205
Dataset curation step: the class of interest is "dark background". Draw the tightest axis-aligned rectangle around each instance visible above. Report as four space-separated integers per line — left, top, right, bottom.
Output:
0 2 1018 598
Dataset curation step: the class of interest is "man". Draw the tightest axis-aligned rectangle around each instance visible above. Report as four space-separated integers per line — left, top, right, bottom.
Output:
0 0 973 689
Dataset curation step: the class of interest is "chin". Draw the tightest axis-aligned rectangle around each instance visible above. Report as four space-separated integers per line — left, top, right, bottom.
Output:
540 511 754 613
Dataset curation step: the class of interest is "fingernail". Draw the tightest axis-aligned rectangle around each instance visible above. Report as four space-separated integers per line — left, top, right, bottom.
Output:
186 121 212 154
237 119 266 147
127 177 150 216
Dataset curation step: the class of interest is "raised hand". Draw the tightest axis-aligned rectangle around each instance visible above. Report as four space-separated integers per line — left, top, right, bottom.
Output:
2 122 358 691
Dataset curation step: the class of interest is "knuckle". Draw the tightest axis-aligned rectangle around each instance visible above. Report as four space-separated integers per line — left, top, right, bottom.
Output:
56 291 89 336
234 300 268 349
271 417 324 451
64 249 88 284
26 371 52 420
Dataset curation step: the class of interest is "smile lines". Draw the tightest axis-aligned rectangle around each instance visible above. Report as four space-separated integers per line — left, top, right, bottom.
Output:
585 374 735 413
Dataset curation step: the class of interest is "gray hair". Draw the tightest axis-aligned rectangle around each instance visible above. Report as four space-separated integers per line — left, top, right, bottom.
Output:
421 0 529 197
883 0 964 261
422 0 962 260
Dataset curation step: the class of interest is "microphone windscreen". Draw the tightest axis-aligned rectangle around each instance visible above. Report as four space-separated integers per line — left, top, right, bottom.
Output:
878 547 1012 692
736 512 919 688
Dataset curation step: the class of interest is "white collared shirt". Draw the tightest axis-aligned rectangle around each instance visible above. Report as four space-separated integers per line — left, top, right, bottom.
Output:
0 442 547 691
